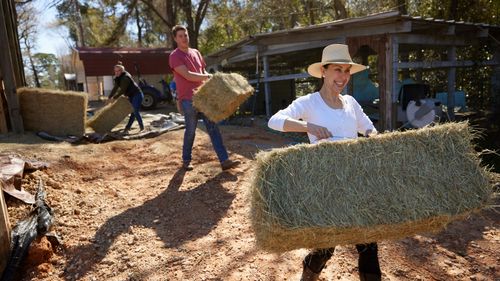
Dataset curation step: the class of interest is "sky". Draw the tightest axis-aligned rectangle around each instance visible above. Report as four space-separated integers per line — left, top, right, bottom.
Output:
33 0 71 55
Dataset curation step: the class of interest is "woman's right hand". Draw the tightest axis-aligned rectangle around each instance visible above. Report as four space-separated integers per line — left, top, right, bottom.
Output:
306 122 333 140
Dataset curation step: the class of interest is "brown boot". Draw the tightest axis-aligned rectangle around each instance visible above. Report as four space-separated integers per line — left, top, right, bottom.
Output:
300 264 321 281
221 159 240 170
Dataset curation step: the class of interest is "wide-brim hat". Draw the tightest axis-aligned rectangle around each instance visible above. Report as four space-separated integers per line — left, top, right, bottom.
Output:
307 44 367 78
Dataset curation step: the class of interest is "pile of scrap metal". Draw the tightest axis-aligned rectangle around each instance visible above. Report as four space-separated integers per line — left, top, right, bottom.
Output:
1 179 54 281
35 112 185 144
0 155 55 281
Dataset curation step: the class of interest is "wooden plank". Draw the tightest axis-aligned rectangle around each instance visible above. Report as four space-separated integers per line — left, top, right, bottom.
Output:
398 59 500 69
0 88 9 134
248 72 310 84
263 55 271 117
381 35 395 131
4 0 25 86
0 189 11 275
396 33 471 46
0 0 24 133
491 49 500 112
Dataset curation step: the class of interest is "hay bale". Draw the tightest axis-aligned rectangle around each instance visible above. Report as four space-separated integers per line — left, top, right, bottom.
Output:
18 87 87 137
193 72 253 122
86 96 133 133
251 122 492 252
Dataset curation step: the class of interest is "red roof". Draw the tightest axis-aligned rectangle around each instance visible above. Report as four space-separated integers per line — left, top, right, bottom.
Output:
76 47 172 76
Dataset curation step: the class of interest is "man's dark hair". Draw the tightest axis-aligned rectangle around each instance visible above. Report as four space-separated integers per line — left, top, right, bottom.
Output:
172 25 188 37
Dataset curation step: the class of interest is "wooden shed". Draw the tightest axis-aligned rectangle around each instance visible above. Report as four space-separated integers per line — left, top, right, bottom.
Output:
72 47 172 100
206 11 500 131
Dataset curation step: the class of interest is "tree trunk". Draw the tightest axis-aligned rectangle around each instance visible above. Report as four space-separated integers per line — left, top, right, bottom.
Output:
449 0 458 20
397 0 407 14
24 42 40 87
165 0 177 48
73 0 85 47
135 5 142 47
140 0 209 50
333 0 347 19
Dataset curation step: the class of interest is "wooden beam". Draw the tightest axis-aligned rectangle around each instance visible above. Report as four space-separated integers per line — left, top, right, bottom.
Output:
396 34 472 46
248 72 310 84
0 0 24 133
491 48 500 113
263 56 271 117
0 88 8 134
447 46 456 120
0 189 11 275
4 0 25 86
258 21 412 46
380 35 395 131
398 59 500 69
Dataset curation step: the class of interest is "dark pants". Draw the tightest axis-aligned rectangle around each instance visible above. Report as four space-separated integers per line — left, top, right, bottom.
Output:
303 243 381 276
125 92 144 130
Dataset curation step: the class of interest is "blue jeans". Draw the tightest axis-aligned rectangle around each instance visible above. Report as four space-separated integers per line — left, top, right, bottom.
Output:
125 92 144 130
181 100 229 164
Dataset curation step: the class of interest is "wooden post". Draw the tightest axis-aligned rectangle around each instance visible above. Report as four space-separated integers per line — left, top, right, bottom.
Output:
447 46 456 120
0 89 8 134
263 55 271 117
0 0 24 133
380 35 396 131
0 189 11 274
491 48 500 114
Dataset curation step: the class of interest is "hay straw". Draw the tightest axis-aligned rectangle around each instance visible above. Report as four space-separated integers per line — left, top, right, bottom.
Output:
86 96 132 133
250 122 492 252
18 87 87 137
193 72 254 122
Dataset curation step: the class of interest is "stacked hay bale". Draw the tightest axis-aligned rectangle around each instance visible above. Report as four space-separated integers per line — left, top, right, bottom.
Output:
250 122 492 252
18 87 87 136
193 73 253 122
86 96 132 133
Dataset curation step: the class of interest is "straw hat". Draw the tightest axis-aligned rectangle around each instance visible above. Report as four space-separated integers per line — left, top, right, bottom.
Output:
307 44 367 78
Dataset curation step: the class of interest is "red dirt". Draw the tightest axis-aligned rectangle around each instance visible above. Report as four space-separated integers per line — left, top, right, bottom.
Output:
1 124 499 281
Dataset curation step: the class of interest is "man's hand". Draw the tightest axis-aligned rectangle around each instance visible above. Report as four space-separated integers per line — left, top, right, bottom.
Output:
176 99 183 115
307 122 333 140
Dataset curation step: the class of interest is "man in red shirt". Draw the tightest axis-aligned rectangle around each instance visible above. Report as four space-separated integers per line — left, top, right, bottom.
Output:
169 25 239 171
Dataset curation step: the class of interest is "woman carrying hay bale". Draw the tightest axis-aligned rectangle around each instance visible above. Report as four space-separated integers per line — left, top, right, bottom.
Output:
108 63 144 133
268 44 380 281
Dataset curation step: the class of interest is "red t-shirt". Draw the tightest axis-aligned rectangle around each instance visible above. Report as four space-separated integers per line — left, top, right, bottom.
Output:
168 48 206 101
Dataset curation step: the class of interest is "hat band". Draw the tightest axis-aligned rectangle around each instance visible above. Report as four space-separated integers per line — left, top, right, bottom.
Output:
322 59 353 64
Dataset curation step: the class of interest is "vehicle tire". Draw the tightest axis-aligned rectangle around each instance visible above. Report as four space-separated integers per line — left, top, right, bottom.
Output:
142 90 157 110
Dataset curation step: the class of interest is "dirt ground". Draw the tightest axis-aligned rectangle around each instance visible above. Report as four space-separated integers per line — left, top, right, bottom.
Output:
1 121 499 281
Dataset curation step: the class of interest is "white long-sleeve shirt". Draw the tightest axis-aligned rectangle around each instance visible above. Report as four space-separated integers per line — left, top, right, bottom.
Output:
268 92 376 144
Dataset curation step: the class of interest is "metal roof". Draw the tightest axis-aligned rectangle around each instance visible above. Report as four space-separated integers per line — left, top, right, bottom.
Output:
207 10 500 61
76 47 172 77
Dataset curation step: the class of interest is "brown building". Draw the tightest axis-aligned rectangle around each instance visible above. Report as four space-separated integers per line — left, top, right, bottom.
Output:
71 47 172 100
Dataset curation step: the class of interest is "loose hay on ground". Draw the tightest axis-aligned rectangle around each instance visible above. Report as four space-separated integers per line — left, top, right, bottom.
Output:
18 87 87 137
193 73 253 122
86 96 132 133
250 122 492 253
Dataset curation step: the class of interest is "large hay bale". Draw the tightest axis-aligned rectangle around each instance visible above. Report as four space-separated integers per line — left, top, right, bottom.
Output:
193 72 253 122
251 122 492 252
18 87 87 136
86 96 133 133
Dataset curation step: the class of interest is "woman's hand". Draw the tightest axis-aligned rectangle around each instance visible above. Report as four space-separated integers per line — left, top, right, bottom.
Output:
365 129 378 137
307 122 333 140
